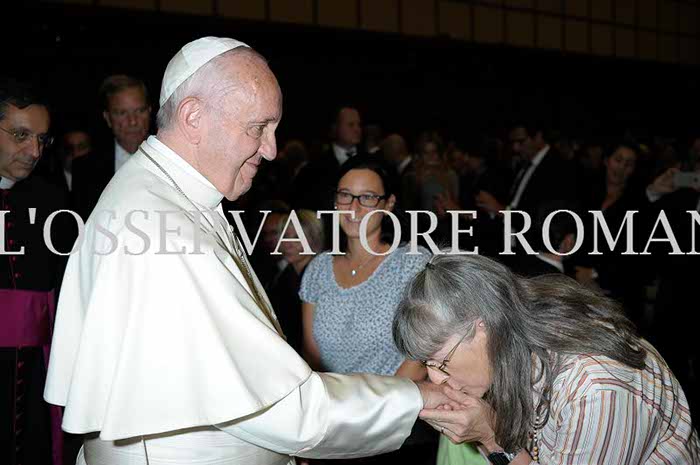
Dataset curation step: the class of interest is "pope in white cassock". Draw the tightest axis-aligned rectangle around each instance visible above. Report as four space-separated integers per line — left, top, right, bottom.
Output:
44 37 453 465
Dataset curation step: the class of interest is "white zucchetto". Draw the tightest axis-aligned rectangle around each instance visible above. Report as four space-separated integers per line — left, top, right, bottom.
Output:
159 36 250 106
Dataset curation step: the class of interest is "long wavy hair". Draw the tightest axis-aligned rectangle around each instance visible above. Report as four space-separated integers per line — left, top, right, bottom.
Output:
392 253 646 452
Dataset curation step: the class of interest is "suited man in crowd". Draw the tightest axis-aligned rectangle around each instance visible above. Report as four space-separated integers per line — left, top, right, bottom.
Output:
72 74 151 220
0 77 69 465
476 123 578 251
293 106 364 212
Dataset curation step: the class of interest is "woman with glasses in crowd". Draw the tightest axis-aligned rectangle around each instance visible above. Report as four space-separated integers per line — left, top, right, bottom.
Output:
393 253 699 465
299 155 435 464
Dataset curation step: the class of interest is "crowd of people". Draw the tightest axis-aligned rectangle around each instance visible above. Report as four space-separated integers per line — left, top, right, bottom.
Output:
2 34 699 465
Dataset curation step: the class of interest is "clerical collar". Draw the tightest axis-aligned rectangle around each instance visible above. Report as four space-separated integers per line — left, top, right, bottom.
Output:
0 177 16 189
139 136 224 209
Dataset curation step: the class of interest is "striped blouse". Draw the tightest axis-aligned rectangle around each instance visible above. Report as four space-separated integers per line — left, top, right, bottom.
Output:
532 342 699 464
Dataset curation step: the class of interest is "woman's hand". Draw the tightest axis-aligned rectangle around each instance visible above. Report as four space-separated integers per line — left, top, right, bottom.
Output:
648 167 679 195
419 390 498 450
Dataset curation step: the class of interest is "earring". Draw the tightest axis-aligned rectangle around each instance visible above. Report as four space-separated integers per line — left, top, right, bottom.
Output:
334 205 338 210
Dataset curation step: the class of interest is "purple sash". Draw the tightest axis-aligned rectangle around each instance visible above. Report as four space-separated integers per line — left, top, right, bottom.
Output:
0 288 63 465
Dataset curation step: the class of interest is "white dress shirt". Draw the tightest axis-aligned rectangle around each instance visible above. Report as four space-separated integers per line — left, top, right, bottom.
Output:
509 145 550 209
536 253 564 273
114 141 132 172
332 143 356 166
0 177 16 189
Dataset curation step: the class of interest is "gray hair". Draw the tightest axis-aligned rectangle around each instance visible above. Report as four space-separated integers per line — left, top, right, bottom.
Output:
156 47 267 131
393 253 645 452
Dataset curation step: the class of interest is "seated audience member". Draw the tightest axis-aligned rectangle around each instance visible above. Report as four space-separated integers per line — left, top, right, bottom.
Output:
644 162 700 417
363 124 383 155
380 133 416 209
412 131 459 213
394 254 700 465
0 77 68 465
300 155 437 464
476 123 578 252
72 74 152 220
501 199 579 278
269 209 324 355
568 140 650 327
248 200 290 291
57 125 92 193
293 105 364 212
434 138 510 257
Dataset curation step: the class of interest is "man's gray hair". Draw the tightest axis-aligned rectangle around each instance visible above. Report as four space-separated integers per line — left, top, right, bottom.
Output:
393 252 645 453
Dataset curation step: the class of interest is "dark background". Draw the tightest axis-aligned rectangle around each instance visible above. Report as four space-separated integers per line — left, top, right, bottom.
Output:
7 2 700 147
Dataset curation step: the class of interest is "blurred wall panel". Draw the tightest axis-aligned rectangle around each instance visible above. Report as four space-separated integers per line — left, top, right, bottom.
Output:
360 0 400 33
439 1 471 41
537 15 562 50
591 23 613 56
318 0 358 29
506 11 535 48
638 30 659 60
401 0 436 36
270 0 313 24
474 5 504 44
590 0 612 21
219 0 266 20
160 0 212 15
565 19 588 54
638 0 658 30
99 0 155 9
616 28 636 58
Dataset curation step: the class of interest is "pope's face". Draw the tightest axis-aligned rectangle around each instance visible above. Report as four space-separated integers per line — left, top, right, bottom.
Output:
0 104 50 182
200 59 281 201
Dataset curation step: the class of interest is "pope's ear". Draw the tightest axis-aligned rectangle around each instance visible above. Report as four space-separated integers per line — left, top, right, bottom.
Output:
177 97 203 144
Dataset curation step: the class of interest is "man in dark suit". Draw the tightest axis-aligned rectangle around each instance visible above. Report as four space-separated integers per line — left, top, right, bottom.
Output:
381 133 416 209
0 77 70 465
500 199 579 277
292 106 363 212
476 123 578 252
72 75 151 220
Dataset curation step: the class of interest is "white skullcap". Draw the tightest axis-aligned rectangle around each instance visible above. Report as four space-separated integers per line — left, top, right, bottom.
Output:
159 36 250 106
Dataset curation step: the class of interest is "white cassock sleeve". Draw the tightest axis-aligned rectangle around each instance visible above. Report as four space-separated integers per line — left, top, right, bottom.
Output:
215 372 422 459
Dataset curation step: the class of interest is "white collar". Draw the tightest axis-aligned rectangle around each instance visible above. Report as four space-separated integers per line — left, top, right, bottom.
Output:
397 157 412 174
332 143 356 165
536 253 564 273
0 177 16 189
530 145 550 167
138 135 224 209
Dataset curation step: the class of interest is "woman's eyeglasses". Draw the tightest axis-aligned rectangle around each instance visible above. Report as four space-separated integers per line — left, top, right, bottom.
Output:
334 191 387 208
